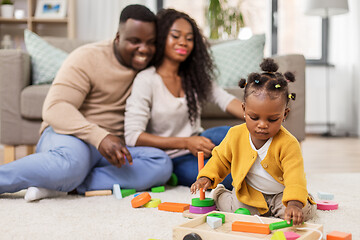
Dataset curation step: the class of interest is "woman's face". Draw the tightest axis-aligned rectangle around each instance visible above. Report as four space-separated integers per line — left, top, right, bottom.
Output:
164 18 194 63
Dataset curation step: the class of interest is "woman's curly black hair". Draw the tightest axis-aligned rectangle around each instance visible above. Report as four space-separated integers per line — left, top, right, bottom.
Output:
238 58 296 105
154 8 214 124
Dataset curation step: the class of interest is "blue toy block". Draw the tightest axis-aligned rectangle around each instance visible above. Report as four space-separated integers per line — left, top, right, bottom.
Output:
317 191 334 200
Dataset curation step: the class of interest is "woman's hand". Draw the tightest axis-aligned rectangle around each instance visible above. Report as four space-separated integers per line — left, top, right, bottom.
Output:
184 136 215 158
285 200 304 226
98 134 133 168
190 177 212 194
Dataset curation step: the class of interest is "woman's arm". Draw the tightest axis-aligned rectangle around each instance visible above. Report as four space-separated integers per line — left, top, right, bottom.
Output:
136 132 215 157
210 83 244 121
225 98 245 120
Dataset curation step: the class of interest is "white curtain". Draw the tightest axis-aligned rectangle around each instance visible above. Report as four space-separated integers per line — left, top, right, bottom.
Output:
328 0 359 136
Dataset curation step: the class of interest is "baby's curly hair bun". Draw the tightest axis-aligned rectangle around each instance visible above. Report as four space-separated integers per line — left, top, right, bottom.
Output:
284 72 296 82
260 58 278 73
239 78 247 88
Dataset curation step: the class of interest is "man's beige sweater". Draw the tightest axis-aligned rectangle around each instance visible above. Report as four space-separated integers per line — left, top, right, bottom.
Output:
40 40 136 149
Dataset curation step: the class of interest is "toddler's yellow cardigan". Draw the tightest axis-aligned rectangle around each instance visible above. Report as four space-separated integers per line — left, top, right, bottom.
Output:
198 124 313 214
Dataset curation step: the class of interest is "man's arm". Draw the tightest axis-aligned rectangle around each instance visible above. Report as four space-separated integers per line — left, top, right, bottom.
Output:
42 47 131 167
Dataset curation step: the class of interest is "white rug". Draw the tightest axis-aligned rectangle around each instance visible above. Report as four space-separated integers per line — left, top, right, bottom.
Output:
0 173 359 240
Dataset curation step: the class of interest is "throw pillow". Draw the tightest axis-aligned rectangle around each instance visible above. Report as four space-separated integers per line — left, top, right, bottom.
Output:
24 29 68 85
211 34 265 87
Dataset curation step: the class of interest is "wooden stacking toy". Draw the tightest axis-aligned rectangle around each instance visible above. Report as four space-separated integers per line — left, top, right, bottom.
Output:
189 152 216 214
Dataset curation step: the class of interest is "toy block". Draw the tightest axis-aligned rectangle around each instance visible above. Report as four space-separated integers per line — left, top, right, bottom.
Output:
175 211 323 240
191 197 214 207
232 221 270 234
85 190 112 197
317 191 334 200
167 173 178 186
269 220 293 230
327 231 352 240
151 186 165 193
317 200 338 210
197 151 205 200
271 231 286 240
207 212 225 223
284 231 301 240
121 188 136 198
158 202 190 212
234 207 251 215
206 216 222 229
189 204 216 214
131 192 151 208
144 198 161 208
112 184 122 199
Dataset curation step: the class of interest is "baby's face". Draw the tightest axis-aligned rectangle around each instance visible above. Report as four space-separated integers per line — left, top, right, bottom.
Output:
243 92 289 148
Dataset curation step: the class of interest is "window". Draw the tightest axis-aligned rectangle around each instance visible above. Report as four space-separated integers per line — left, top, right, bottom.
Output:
158 0 327 63
275 0 328 64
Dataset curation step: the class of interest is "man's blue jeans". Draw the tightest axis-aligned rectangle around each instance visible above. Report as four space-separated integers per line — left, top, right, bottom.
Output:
172 126 233 190
0 127 172 194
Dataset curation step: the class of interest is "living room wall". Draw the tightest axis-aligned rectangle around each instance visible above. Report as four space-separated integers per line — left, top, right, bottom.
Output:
74 0 360 137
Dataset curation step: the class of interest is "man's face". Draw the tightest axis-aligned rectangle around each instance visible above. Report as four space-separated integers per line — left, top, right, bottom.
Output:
115 19 156 71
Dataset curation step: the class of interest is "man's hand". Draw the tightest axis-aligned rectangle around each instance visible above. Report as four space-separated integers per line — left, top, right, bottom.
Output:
190 177 212 194
185 136 215 159
98 134 132 168
285 200 304 226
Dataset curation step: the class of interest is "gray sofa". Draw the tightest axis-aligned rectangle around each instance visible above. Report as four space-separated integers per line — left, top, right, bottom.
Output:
0 37 306 163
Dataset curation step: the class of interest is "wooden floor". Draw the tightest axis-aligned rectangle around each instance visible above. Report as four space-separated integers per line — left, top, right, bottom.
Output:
1 135 360 174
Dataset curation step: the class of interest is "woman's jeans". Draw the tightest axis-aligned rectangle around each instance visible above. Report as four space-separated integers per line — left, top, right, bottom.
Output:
172 126 233 190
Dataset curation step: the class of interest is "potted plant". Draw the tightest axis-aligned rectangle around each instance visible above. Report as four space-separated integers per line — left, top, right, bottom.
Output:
1 0 14 18
206 0 245 40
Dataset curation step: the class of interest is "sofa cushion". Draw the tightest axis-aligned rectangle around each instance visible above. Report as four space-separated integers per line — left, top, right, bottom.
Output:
211 34 265 87
20 85 51 120
24 29 68 85
202 88 244 118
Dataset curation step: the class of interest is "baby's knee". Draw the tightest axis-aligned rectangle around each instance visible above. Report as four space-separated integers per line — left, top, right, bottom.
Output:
303 202 317 221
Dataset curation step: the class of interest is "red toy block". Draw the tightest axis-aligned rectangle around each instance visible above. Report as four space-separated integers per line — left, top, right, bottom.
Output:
327 231 352 240
232 221 270 234
158 202 190 212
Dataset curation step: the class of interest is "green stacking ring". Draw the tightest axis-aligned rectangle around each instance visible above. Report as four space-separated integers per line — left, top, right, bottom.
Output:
234 207 251 215
191 197 215 207
207 212 225 223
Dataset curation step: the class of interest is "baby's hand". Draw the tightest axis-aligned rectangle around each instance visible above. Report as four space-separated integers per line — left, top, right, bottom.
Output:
190 177 212 194
285 200 304 226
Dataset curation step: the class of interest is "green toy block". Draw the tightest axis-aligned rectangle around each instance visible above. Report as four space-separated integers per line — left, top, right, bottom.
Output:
120 189 136 197
207 212 225 223
151 186 165 193
269 220 293 230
